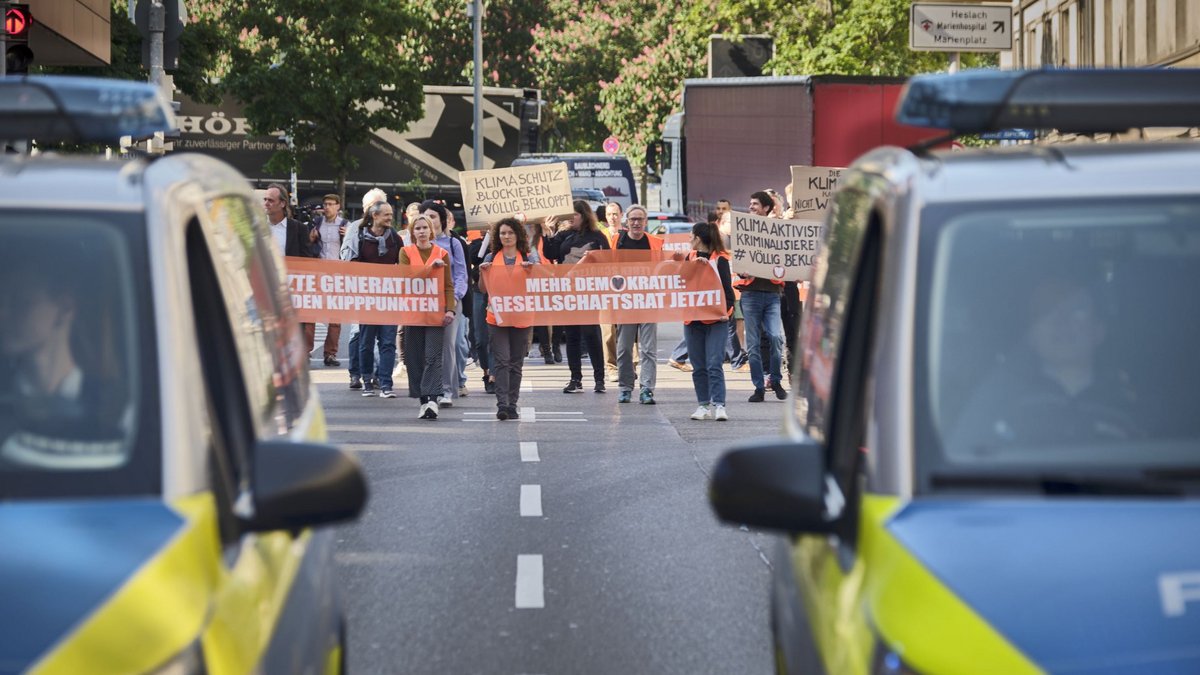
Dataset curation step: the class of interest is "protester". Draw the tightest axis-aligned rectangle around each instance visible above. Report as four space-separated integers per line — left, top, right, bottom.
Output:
524 218 559 365
305 193 348 367
614 205 663 405
738 191 787 402
341 188 389 390
685 221 736 421
556 200 611 394
399 215 456 420
263 184 320 370
446 211 472 396
353 201 402 399
466 229 494 394
600 200 624 380
421 200 467 408
479 217 541 420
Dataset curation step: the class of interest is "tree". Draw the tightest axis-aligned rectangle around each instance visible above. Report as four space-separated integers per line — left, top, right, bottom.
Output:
404 0 542 89
221 0 425 206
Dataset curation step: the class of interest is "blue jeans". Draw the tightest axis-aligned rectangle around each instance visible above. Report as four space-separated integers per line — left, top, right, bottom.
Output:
670 338 688 362
347 323 361 378
472 292 491 377
359 324 397 390
685 321 728 405
456 307 470 387
740 290 783 390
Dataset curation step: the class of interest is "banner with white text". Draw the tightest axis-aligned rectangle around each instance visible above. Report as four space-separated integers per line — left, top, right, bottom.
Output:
729 211 823 282
285 257 445 326
459 162 574 228
482 250 726 326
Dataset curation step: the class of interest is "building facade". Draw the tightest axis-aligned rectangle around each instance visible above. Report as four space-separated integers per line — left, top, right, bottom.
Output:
18 0 111 66
1000 0 1200 68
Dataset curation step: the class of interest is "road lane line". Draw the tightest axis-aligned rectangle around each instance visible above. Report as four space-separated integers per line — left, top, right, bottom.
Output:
520 442 539 462
522 380 533 392
520 485 543 517
523 407 536 422
516 555 544 609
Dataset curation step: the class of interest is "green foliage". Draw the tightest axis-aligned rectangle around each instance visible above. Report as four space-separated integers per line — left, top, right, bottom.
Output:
404 0 542 88
221 0 425 204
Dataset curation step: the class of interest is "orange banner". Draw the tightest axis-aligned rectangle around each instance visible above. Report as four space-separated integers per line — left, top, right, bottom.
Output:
481 250 726 326
285 257 445 326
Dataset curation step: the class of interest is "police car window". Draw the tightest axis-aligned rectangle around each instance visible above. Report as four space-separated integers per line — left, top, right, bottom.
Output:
0 211 159 498
920 198 1200 473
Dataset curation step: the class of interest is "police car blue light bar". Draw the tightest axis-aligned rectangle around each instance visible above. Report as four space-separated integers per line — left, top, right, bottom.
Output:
897 69 1200 134
0 75 176 144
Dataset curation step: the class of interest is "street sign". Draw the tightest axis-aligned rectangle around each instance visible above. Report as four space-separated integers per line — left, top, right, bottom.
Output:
602 136 620 156
5 5 31 42
910 3 1012 52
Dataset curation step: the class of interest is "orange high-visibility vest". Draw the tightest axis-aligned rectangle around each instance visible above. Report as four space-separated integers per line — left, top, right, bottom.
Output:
485 250 534 328
685 250 734 325
614 231 664 251
402 243 449 266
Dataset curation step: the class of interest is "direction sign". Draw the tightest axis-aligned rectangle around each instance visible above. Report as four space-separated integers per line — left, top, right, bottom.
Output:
910 3 1012 52
602 136 620 156
5 5 31 42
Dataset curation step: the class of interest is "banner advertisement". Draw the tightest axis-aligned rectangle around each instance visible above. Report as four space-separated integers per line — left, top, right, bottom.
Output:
729 211 823 282
285 257 446 326
789 165 844 219
482 250 726 326
459 162 574 228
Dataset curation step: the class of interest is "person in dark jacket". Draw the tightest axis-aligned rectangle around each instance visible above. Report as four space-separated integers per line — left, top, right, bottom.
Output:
556 200 611 394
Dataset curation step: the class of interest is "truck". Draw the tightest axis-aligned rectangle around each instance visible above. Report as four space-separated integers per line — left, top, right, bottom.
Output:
653 76 942 218
172 85 542 215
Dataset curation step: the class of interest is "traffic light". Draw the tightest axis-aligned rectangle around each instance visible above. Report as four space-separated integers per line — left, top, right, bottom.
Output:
6 4 34 75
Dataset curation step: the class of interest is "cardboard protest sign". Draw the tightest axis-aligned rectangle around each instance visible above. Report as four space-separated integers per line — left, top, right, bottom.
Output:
789 165 844 219
729 211 823 282
459 162 574 228
285 257 446 326
482 250 726 326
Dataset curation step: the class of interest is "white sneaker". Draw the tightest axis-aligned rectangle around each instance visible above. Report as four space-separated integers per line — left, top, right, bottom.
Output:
438 395 453 407
713 404 728 421
420 401 439 420
690 405 712 421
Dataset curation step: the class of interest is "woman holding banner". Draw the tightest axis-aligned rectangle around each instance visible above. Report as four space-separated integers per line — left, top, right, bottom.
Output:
399 215 456 420
685 221 736 422
556 200 610 394
479 217 541 421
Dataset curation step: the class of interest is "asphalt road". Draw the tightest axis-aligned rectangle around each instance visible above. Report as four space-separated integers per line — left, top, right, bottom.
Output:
312 323 784 674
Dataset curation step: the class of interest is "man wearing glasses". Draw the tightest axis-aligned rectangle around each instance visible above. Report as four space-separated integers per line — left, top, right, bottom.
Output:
613 205 664 405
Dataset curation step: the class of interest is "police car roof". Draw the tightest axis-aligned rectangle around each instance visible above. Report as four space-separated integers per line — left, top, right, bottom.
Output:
856 141 1200 205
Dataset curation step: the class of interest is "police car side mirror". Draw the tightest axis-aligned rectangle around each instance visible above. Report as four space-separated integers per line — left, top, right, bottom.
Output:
708 437 837 534
243 440 369 533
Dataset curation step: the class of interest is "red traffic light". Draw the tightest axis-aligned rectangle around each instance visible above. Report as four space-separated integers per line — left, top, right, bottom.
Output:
5 5 31 41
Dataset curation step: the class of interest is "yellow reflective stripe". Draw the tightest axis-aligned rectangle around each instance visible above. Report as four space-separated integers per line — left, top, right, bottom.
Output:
324 644 342 675
861 495 1044 675
29 494 220 675
201 530 312 675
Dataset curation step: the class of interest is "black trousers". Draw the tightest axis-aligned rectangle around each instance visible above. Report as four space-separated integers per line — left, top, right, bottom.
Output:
565 324 604 383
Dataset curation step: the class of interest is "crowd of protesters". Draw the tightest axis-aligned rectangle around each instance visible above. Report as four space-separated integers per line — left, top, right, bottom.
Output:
266 186 802 422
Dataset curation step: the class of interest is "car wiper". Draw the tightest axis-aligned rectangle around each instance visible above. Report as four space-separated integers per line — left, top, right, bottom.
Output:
929 469 1186 497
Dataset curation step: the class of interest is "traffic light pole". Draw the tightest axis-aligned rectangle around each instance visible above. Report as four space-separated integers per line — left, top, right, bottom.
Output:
148 0 164 86
2 0 9 77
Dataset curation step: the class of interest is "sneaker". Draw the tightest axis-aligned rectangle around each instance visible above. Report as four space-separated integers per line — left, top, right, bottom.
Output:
594 381 606 393
459 385 470 397
736 362 750 372
438 395 453 407
497 407 509 421
748 388 765 403
617 390 632 403
668 359 693 372
639 389 656 405
349 376 362 390
380 389 396 399
325 355 341 367
690 405 712 421
713 404 728 421
362 383 378 397
484 379 496 394
508 406 521 420
553 347 563 363
563 380 582 394
608 368 620 382
421 401 439 419
771 380 787 400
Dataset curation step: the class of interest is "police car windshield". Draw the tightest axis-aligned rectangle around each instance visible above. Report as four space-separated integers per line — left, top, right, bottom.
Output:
0 210 160 499
917 197 1200 486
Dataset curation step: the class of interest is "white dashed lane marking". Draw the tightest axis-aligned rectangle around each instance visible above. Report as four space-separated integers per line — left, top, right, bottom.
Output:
520 441 539 462
515 555 545 609
520 485 543 517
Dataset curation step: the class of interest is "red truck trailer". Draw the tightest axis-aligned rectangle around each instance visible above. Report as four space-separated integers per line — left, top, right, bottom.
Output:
655 76 942 218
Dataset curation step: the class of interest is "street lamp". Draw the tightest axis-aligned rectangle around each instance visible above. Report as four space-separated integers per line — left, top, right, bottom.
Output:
467 0 482 171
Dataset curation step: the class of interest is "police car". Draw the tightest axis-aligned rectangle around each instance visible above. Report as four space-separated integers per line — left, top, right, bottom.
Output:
0 76 365 674
709 69 1200 674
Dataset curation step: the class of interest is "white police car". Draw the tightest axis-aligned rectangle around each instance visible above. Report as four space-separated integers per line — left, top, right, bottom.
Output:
711 69 1200 674
0 76 365 674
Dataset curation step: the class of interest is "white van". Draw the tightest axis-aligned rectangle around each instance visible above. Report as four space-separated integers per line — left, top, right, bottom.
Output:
512 153 637 210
